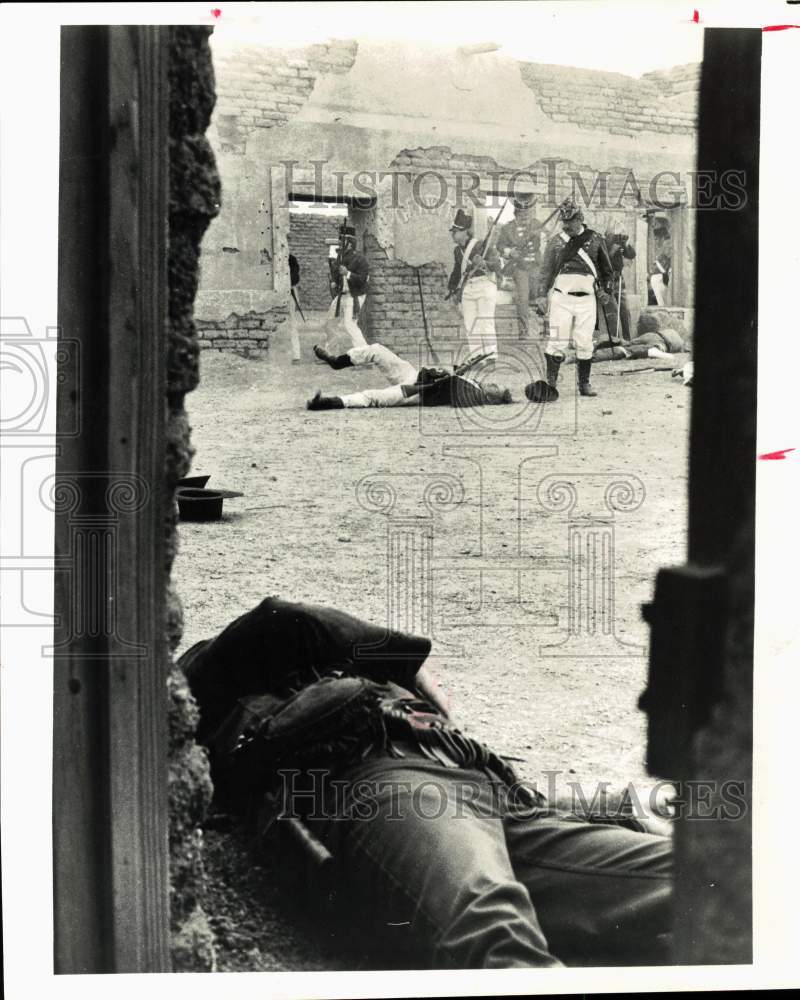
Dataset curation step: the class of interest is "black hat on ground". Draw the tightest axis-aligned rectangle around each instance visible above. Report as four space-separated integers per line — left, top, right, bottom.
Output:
525 380 559 403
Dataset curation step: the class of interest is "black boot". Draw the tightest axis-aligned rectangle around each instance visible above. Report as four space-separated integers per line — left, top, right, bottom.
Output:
306 390 344 410
546 352 562 389
313 344 353 370
577 359 597 396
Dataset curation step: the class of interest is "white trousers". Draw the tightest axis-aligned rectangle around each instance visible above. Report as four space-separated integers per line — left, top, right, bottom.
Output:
545 273 596 361
459 276 497 367
341 343 419 408
650 274 668 307
348 344 418 385
324 293 367 349
341 385 415 408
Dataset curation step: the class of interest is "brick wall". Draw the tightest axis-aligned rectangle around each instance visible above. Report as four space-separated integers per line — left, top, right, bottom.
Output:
519 62 698 137
212 39 357 153
287 211 342 310
363 235 537 350
195 306 289 354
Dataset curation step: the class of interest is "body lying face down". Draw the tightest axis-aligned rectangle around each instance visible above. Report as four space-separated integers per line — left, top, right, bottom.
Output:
178 596 675 971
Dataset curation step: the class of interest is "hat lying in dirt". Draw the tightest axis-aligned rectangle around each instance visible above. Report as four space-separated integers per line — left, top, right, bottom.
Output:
176 476 244 522
524 380 559 403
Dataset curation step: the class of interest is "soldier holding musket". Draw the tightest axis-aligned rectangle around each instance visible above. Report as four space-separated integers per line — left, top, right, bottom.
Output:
323 223 369 351
447 208 502 375
604 227 636 342
496 192 541 340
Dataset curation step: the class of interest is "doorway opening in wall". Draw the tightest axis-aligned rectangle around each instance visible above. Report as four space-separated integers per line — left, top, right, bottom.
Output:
645 209 673 306
287 193 377 313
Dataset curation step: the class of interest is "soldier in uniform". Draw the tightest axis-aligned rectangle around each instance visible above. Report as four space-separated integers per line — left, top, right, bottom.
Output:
604 228 637 342
496 192 541 340
533 199 614 400
447 208 502 375
323 223 370 352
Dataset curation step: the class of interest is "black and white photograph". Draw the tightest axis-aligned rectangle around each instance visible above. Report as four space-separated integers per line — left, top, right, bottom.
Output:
1 1 798 996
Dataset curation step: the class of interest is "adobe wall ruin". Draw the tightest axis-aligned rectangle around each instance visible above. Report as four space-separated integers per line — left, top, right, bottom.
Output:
197 37 699 354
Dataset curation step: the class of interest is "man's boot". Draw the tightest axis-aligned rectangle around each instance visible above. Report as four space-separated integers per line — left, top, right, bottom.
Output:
306 390 344 410
313 344 353 370
546 352 562 390
577 359 598 397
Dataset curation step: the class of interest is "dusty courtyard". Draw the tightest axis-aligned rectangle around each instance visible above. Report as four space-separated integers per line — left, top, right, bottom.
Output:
173 313 691 970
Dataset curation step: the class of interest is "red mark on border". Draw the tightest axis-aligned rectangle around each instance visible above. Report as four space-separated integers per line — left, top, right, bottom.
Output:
758 448 796 461
692 10 700 23
763 24 800 31
211 8 222 18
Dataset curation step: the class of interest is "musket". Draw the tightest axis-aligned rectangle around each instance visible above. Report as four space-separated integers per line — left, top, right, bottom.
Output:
329 233 346 319
415 267 440 365
446 196 510 303
291 287 306 323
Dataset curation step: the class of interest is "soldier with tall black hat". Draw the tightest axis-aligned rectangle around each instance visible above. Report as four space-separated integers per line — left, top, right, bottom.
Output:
322 222 370 352
496 191 541 340
530 198 614 401
447 208 501 375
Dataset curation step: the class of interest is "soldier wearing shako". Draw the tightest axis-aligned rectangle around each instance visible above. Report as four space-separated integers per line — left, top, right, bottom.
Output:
447 208 502 375
496 192 541 340
531 199 614 401
323 223 370 352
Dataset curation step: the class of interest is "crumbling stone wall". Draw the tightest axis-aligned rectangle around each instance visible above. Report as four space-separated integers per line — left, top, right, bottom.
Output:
195 306 288 354
365 147 647 348
520 62 698 137
166 25 221 971
288 211 342 310
212 39 357 153
200 45 697 350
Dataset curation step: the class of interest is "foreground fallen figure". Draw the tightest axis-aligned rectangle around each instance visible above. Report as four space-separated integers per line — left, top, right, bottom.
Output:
307 342 512 409
179 597 673 969
562 329 685 365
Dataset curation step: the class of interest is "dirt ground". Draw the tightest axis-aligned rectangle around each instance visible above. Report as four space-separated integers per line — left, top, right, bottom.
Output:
173 313 691 970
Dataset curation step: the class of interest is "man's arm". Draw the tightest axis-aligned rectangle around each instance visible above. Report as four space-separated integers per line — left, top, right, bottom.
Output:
596 236 615 290
536 235 560 297
447 247 461 293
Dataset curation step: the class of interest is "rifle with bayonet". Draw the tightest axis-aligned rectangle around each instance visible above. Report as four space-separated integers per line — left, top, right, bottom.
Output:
328 232 346 319
445 196 510 305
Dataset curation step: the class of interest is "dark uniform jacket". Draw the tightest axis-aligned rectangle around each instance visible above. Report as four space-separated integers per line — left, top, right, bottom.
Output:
179 597 430 743
496 218 541 273
537 228 614 298
447 240 501 296
341 246 369 297
417 373 498 407
607 241 636 275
